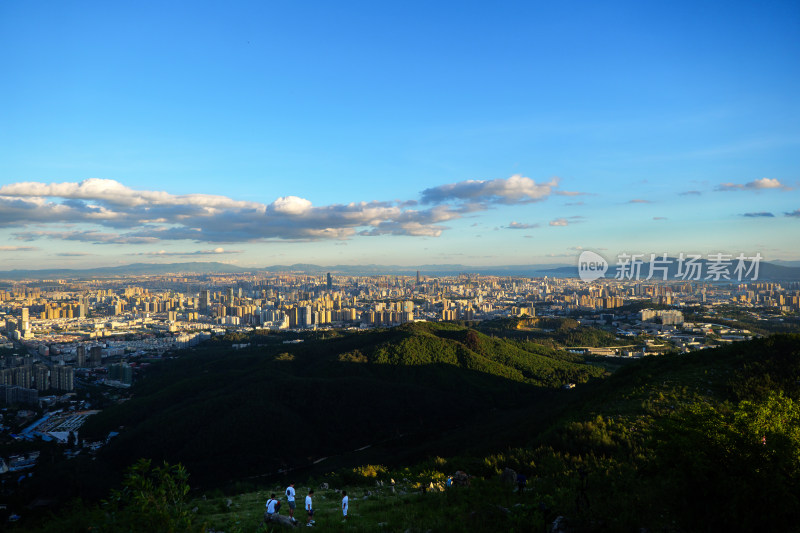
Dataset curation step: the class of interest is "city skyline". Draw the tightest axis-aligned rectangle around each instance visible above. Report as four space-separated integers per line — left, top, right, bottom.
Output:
2 1 799 270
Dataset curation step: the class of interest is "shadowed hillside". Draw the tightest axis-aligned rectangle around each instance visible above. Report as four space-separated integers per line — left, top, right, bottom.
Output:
74 323 605 490
24 334 800 533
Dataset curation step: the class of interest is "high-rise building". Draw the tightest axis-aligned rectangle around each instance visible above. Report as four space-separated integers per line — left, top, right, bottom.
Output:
53 366 74 391
90 346 102 367
13 366 33 388
34 365 50 392
287 307 299 328
199 290 211 313
109 363 133 385
20 307 30 333
299 305 313 327
0 385 38 406
76 345 86 367
326 273 332 291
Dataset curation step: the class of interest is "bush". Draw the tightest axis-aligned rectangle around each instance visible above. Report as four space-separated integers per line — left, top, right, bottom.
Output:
99 459 205 532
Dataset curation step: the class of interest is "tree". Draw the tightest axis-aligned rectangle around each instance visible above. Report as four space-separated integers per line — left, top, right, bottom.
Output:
656 392 800 531
100 459 205 532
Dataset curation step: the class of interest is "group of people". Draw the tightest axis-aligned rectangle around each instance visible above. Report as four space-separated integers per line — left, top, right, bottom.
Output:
265 483 349 527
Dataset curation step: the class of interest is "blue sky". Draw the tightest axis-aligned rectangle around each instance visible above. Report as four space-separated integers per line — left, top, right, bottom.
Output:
1 1 798 270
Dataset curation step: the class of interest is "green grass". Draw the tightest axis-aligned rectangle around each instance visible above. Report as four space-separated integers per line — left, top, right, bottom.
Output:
194 478 547 533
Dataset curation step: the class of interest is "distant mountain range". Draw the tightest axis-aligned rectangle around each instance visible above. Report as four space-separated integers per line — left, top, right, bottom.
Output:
0 259 798 280
771 259 800 268
0 262 251 280
0 261 572 280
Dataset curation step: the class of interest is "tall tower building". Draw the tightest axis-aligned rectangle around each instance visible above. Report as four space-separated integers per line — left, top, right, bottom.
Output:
326 273 332 291
90 346 102 367
76 346 86 367
35 365 50 392
199 290 211 313
20 307 30 332
299 305 313 327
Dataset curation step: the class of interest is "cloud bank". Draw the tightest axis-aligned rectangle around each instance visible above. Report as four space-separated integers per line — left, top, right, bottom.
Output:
0 175 574 245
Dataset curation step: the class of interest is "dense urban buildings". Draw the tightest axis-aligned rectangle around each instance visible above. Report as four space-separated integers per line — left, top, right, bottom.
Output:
2 271 798 379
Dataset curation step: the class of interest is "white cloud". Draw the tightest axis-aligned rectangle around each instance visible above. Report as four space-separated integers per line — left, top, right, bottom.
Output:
420 175 564 204
269 196 313 215
549 218 569 227
507 221 539 229
0 178 260 209
716 178 789 191
748 178 783 189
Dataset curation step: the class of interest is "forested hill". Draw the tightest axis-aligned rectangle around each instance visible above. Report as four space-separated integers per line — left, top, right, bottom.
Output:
477 333 800 532
72 323 605 489
22 333 800 532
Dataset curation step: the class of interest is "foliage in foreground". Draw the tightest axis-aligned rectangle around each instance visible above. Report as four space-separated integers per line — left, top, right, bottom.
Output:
28 459 206 533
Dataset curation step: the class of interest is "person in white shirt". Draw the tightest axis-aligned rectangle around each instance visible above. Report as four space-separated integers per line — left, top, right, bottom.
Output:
265 493 280 522
341 490 349 521
286 483 296 519
305 489 315 526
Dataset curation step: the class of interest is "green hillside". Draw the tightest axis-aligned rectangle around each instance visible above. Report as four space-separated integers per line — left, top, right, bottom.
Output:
69 323 604 491
21 332 800 533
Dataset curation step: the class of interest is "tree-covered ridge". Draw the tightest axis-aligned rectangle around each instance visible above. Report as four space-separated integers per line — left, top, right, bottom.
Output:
70 323 601 492
352 322 605 387
501 333 800 531
477 316 631 347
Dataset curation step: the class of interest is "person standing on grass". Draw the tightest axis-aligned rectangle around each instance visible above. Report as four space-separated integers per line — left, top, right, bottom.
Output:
286 482 296 519
341 490 349 521
305 489 315 526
